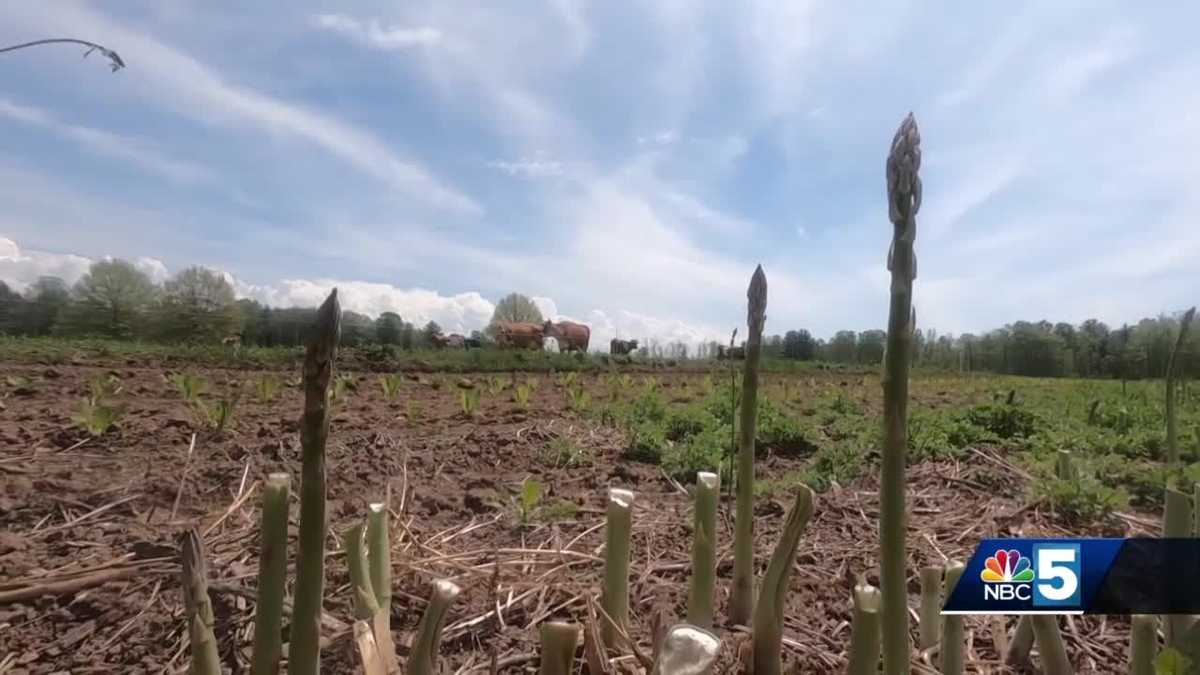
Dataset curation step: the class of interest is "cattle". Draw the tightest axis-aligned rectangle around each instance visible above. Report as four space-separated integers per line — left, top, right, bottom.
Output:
221 333 242 347
430 333 467 349
610 338 639 355
494 321 545 350
543 320 590 353
717 345 746 360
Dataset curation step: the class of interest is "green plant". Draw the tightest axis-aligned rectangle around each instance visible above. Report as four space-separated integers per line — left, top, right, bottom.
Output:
565 385 591 412
540 438 590 469
880 113 920 675
5 375 33 389
940 563 966 675
848 582 882 675
330 373 357 408
964 402 1040 439
752 485 814 675
181 529 221 675
686 472 720 629
1030 615 1071 675
1166 308 1196 465
514 383 533 409
172 372 208 402
251 473 290 675
917 566 942 650
539 622 580 675
663 426 728 483
513 477 543 526
86 372 121 404
601 488 634 647
459 386 481 417
407 400 425 424
379 374 403 402
204 396 238 433
289 289 340 675
484 375 503 395
731 266 767 628
73 398 123 435
1034 473 1126 523
408 579 462 675
254 374 281 403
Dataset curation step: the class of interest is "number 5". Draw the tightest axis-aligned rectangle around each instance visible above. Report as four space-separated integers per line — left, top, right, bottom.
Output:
1037 548 1079 602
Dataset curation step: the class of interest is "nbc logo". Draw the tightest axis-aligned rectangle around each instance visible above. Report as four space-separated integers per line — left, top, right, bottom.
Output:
981 549 1035 583
980 549 1034 601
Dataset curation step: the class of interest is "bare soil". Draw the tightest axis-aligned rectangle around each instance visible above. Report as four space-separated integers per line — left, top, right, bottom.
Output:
0 362 1153 673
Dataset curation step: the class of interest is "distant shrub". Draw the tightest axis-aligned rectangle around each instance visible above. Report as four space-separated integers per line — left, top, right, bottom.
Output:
964 402 1040 439
663 426 729 482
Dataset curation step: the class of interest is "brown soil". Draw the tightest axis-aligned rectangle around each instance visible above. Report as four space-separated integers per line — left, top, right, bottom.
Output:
0 363 1152 674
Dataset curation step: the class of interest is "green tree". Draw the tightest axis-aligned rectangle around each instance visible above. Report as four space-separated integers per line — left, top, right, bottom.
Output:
420 320 442 347
829 330 857 363
157 266 238 342
20 276 70 336
0 281 23 333
487 293 543 335
61 259 157 338
340 310 373 347
375 312 403 345
857 329 887 365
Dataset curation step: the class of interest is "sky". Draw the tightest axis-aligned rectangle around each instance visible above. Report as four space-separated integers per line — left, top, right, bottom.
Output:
1 1 1198 351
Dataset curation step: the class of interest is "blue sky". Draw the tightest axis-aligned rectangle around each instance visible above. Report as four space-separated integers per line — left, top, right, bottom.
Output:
1 1 1197 349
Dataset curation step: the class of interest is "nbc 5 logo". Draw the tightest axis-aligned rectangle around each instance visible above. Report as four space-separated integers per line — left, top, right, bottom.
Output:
980 544 1081 607
1031 544 1081 607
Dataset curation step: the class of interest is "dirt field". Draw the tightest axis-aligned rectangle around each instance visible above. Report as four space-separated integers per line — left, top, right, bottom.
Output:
0 359 1160 673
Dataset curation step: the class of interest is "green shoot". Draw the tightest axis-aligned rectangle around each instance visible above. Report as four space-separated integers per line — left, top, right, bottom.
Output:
379 374 402 402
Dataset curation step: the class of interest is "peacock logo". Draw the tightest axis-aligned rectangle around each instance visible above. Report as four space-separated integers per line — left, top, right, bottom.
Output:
980 549 1035 583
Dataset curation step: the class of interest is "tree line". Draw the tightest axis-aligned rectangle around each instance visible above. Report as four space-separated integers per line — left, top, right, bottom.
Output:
752 317 1199 380
1 259 1194 380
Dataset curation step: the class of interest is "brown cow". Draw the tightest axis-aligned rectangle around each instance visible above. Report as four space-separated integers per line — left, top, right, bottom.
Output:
610 338 638 355
544 320 590 353
494 322 545 350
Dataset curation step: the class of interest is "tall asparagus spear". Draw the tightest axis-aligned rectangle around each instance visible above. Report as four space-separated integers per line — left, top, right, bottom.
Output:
1166 307 1196 465
880 113 921 675
730 265 767 626
288 289 341 675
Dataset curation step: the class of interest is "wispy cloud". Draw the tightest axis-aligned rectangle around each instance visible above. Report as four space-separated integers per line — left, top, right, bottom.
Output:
0 99 214 185
310 14 442 49
485 156 565 178
1 3 480 216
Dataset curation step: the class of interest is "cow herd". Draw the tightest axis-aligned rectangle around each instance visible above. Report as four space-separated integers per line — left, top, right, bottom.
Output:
429 324 751 358
428 320 592 353
428 321 650 355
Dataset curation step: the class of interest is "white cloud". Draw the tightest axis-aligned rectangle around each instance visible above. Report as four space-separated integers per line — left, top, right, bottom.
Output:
0 236 95 291
485 156 565 178
0 99 214 185
310 14 442 49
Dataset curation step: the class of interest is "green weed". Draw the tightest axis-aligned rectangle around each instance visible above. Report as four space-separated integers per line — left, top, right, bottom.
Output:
379 374 403 402
254 374 281 403
459 386 481 417
171 373 208 402
73 399 123 436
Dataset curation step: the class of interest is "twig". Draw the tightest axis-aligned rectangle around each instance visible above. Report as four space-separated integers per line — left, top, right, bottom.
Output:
170 433 198 521
0 567 139 605
29 494 140 539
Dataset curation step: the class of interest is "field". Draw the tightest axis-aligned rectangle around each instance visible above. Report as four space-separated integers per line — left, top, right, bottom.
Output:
0 341 1194 673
